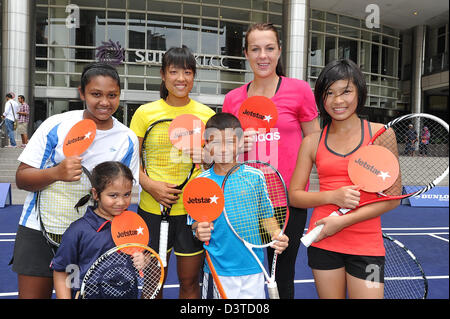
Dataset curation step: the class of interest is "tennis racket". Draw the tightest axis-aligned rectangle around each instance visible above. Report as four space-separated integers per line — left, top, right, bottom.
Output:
222 160 289 299
37 119 96 250
301 113 449 247
141 119 195 267
383 233 428 299
183 177 227 299
77 243 164 299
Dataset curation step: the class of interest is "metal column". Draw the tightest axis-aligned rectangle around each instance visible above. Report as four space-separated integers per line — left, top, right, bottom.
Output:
1 0 35 123
282 0 309 80
411 25 426 114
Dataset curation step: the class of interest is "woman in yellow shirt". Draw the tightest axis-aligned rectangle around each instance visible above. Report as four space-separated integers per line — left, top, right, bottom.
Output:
130 46 215 299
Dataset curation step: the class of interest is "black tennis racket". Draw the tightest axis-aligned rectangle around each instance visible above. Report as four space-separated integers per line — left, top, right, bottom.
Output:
141 119 195 267
77 243 164 299
383 233 428 299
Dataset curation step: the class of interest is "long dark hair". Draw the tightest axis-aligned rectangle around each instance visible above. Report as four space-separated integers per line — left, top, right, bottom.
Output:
314 59 367 127
160 46 197 99
244 23 285 77
75 161 134 211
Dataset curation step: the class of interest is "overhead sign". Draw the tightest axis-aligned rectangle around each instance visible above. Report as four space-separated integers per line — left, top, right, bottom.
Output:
134 49 245 70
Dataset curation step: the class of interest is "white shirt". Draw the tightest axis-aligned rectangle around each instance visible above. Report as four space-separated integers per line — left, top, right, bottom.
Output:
3 99 19 121
17 110 140 230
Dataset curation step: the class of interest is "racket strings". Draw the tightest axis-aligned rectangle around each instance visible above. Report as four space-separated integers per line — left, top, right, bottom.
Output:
223 164 288 247
39 172 92 242
82 249 163 299
374 117 449 196
383 234 427 299
247 163 288 229
143 121 193 185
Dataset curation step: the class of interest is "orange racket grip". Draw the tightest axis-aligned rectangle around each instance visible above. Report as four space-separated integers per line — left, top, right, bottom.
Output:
205 250 227 299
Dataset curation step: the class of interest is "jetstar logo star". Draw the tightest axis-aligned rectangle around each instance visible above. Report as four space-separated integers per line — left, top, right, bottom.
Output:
264 115 273 123
377 171 391 181
64 131 93 146
209 195 219 204
116 226 145 239
171 127 202 139
186 195 220 204
354 158 391 181
136 226 144 235
242 109 273 123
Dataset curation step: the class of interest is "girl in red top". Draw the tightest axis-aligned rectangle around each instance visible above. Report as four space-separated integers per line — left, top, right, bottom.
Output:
289 59 400 299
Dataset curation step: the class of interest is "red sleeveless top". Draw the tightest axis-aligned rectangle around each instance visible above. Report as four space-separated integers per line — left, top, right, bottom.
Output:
308 119 385 256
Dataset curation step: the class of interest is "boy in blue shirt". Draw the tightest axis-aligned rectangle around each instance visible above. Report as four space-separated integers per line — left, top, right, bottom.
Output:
187 113 288 299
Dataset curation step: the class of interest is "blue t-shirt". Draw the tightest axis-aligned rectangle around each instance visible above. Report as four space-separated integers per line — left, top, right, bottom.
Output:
187 165 273 276
51 206 115 295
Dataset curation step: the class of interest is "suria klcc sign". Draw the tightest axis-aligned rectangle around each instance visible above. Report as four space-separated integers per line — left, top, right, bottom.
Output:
135 49 243 70
95 40 243 70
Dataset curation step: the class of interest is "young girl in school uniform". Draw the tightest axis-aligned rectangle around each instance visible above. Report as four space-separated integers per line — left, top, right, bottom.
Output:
52 161 135 299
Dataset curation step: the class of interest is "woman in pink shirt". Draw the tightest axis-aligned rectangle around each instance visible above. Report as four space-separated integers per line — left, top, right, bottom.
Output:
222 23 320 299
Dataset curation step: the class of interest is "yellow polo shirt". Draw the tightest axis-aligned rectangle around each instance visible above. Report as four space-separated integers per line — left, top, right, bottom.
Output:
130 98 215 215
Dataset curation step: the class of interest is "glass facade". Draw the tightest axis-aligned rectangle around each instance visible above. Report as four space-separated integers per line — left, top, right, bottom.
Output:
308 9 400 111
34 0 283 124
32 2 402 125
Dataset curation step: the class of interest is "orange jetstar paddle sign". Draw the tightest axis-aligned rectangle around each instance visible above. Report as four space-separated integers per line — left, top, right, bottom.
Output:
183 177 224 223
111 210 150 255
348 145 400 193
169 114 205 151
63 119 97 157
238 96 278 131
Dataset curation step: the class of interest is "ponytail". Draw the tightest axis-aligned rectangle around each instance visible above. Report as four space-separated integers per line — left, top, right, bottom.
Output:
160 81 169 100
275 58 285 77
75 193 93 212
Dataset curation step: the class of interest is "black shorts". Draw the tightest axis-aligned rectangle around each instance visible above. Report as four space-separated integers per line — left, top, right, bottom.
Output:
308 246 385 283
137 206 204 257
11 225 55 277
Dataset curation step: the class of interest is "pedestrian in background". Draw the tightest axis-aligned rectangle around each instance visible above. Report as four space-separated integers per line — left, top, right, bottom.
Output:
17 95 30 148
1 93 19 148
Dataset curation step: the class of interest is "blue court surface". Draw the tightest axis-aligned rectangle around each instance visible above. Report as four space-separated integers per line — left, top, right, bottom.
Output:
0 204 448 299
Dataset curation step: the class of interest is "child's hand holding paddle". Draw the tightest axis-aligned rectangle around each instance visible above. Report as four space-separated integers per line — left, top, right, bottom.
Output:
56 156 84 182
194 221 214 242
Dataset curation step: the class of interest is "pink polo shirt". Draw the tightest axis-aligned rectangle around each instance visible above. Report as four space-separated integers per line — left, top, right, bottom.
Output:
222 76 318 188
